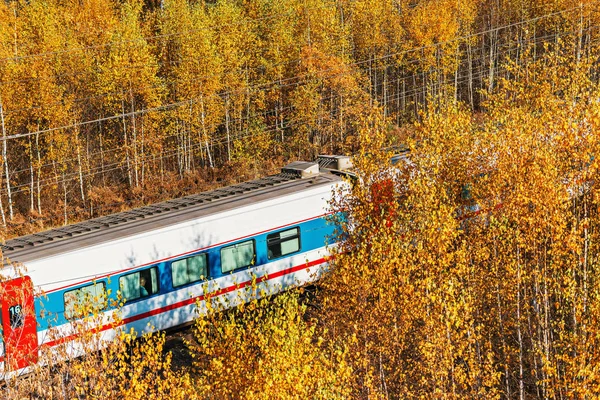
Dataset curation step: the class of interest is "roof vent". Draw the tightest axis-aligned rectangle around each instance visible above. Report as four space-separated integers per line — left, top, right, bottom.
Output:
316 155 353 171
282 161 320 178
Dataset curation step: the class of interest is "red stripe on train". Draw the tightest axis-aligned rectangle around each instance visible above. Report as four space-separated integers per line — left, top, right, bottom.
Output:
41 257 328 350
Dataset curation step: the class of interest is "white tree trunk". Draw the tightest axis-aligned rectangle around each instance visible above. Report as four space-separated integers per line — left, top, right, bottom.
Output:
36 131 42 214
200 95 213 168
0 100 13 221
122 99 132 187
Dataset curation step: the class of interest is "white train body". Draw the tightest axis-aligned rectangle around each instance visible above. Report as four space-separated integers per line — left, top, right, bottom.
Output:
0 157 351 375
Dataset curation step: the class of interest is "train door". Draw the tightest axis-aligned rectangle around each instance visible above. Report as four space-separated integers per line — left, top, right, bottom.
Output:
0 276 38 371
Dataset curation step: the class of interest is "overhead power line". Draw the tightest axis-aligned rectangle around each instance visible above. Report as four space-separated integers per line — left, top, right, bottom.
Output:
0 47 547 198
1 3 595 115
0 8 595 143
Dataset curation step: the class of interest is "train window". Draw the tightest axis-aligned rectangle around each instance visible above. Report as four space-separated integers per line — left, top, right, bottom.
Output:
172 253 208 287
267 227 301 259
221 240 255 273
119 267 159 303
64 282 107 319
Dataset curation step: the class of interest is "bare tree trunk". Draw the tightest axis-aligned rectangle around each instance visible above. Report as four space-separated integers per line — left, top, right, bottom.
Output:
121 99 132 187
76 131 86 206
99 128 106 187
339 95 344 143
373 56 378 107
369 55 373 107
189 127 193 170
395 73 400 125
454 53 459 103
533 263 547 398
200 95 214 168
383 64 388 118
527 303 542 399
517 247 525 400
468 42 474 109
542 258 553 398
0 186 5 226
140 117 145 186
186 105 192 172
497 287 511 397
130 89 139 187
85 131 91 215
62 172 68 225
413 73 418 120
225 96 231 162
179 122 183 175
278 86 284 142
204 139 213 169
160 151 164 182
246 68 251 135
29 160 34 211
29 136 34 212
488 29 497 93
0 100 13 221
492 239 512 398
176 118 182 177
402 78 406 115
532 25 537 64
36 131 42 214
421 72 427 120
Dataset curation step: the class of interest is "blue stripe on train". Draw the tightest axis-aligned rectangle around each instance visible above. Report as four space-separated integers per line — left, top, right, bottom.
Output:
35 215 336 331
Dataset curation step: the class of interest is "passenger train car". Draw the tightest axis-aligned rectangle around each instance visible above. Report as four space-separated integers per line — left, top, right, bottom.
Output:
0 156 353 375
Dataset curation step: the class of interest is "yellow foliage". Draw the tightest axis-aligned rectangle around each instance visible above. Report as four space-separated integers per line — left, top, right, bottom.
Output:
2 287 194 399
191 289 352 399
2 1 600 398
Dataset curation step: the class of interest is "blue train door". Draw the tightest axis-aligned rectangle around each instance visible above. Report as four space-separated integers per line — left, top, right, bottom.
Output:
0 276 38 371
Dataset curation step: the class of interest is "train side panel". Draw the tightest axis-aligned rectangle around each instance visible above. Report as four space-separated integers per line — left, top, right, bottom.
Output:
23 182 339 359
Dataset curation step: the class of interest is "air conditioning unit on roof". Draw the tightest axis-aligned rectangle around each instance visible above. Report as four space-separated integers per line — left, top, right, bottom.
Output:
282 161 320 178
316 155 353 171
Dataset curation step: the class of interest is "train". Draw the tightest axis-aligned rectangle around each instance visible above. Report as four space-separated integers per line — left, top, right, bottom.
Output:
0 155 353 376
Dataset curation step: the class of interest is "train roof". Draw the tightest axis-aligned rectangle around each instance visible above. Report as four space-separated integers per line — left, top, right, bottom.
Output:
2 156 353 264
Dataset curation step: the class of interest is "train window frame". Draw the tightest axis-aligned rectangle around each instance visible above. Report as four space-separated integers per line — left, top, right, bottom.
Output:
63 281 107 320
171 253 208 288
119 267 159 303
221 239 256 273
267 227 301 260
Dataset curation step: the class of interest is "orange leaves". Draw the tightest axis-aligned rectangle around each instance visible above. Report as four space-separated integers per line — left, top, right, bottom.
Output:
4 0 600 397
347 0 405 60
404 0 461 47
316 35 600 397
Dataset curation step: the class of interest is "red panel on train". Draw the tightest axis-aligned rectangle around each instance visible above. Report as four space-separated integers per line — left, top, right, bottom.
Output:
1 276 38 370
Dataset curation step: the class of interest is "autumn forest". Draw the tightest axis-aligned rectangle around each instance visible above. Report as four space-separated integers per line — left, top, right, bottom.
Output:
2 0 600 398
